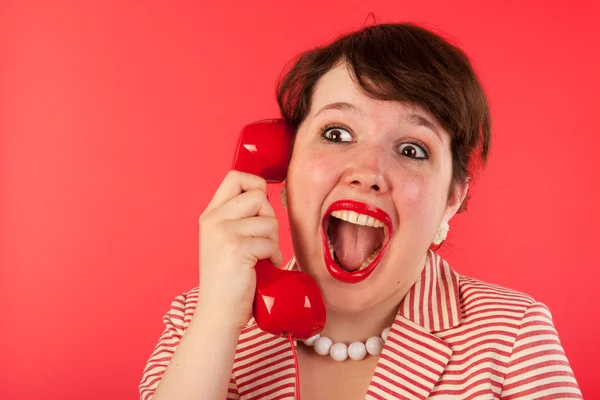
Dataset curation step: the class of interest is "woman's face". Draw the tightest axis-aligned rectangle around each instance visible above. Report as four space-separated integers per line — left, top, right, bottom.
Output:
285 63 467 313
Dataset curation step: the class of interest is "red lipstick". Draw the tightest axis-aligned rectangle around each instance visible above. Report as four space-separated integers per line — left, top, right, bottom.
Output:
321 199 393 283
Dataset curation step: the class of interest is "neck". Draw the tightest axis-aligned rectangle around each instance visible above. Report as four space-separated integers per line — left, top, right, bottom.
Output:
321 300 399 344
309 251 428 344
324 276 422 343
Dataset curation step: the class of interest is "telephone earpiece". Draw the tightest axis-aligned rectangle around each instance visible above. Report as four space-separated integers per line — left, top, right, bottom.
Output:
232 119 326 340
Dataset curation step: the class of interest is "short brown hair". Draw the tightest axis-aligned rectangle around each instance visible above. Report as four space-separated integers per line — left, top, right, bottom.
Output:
276 23 491 213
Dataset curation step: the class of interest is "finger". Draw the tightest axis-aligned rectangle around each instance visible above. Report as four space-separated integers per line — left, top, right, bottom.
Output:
215 189 275 220
205 171 267 214
239 237 283 267
226 216 279 243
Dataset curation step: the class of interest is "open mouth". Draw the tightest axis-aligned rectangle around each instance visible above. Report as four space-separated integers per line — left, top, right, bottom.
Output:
321 200 393 284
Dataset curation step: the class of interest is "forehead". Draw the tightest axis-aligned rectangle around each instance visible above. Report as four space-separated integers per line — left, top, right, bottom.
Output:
306 63 447 140
309 63 366 111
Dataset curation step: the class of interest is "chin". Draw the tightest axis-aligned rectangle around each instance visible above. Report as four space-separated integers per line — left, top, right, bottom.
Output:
322 288 381 314
303 256 390 313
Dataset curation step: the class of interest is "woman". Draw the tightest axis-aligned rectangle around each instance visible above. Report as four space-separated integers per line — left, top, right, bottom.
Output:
139 23 581 399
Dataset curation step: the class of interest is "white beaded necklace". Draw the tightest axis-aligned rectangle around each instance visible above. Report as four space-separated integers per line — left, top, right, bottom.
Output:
301 327 391 361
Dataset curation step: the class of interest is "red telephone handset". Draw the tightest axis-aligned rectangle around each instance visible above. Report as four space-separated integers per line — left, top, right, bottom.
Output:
232 119 326 340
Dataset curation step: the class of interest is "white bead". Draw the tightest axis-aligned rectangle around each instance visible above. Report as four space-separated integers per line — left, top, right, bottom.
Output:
314 336 333 356
366 336 384 356
303 334 320 346
330 342 348 361
310 326 392 360
348 341 367 360
382 327 391 341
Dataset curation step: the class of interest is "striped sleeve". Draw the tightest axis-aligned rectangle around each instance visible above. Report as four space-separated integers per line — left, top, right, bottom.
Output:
500 302 582 399
138 291 240 400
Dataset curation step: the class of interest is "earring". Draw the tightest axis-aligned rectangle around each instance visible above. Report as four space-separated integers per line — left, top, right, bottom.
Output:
432 220 449 245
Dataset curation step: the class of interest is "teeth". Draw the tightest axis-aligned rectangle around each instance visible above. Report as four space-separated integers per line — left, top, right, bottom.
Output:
330 210 384 228
357 214 367 225
361 247 381 268
327 235 334 258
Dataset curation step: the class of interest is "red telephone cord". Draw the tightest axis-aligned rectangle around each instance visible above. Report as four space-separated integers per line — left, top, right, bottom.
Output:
287 332 301 400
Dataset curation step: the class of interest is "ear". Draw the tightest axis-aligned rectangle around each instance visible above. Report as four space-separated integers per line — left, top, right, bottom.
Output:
443 179 469 223
280 180 288 210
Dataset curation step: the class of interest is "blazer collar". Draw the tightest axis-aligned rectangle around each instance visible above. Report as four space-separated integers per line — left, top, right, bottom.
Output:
365 249 461 399
396 249 462 332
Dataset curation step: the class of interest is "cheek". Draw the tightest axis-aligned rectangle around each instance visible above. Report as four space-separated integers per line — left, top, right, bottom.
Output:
393 174 440 218
289 151 339 195
395 177 424 207
397 178 421 202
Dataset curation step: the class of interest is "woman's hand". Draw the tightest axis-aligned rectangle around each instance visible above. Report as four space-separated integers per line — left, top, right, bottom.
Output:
196 170 283 331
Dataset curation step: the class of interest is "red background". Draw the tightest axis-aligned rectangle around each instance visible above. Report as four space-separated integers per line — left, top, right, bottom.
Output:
1 1 598 399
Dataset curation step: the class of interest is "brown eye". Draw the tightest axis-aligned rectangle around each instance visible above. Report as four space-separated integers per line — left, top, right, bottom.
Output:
398 143 428 159
322 127 352 142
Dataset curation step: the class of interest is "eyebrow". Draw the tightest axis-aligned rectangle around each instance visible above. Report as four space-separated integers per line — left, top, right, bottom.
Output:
404 113 442 141
314 101 442 141
314 101 358 118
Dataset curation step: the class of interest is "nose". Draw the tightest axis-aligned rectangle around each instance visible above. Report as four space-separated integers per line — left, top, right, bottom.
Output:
342 151 390 194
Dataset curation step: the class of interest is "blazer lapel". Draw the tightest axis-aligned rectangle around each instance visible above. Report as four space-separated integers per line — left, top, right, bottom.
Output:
367 318 453 399
366 250 462 399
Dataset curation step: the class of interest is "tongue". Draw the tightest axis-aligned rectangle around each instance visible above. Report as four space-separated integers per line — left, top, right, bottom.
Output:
331 219 384 272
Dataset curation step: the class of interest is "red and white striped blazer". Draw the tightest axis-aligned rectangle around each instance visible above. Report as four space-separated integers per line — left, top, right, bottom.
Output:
139 250 582 399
